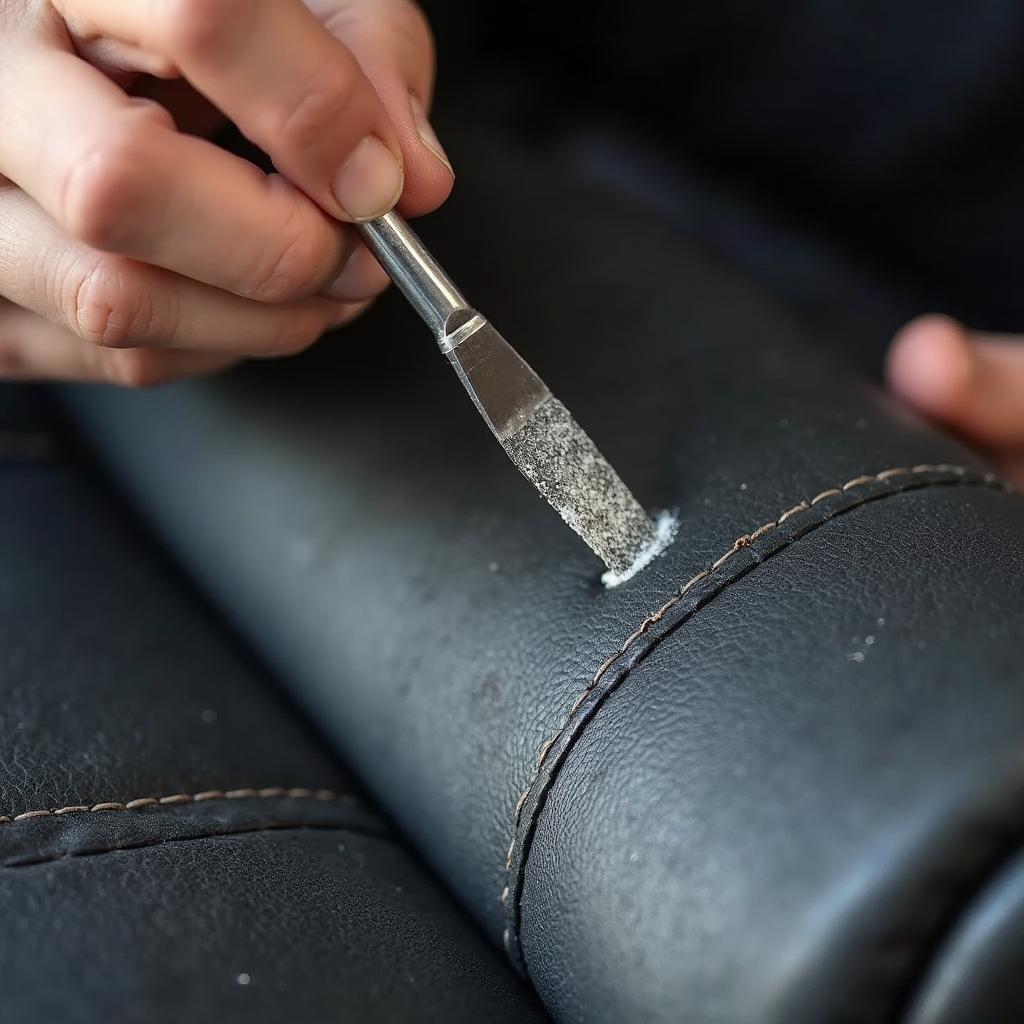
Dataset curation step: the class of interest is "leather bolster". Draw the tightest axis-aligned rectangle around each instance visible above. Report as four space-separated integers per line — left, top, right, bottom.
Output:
61 120 1024 1024
0 388 541 1024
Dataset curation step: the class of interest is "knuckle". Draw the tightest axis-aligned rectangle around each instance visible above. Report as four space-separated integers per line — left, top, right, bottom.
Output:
161 0 243 56
67 258 148 350
247 206 329 303
60 130 149 251
273 64 360 151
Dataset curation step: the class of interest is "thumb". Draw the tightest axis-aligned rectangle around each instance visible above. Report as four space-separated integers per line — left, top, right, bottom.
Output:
312 0 454 217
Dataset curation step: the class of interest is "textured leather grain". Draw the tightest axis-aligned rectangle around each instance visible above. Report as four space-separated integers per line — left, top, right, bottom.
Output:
61 118 1024 1023
0 387 543 1023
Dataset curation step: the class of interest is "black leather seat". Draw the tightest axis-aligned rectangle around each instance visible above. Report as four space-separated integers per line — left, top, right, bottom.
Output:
56 92 1024 1023
0 386 543 1023
4 1 1024 1014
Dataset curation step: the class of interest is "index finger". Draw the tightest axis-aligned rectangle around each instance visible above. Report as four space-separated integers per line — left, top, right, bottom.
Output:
55 0 406 223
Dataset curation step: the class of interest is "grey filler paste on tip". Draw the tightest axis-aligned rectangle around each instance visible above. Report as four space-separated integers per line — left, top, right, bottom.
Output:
504 396 658 575
353 214 671 579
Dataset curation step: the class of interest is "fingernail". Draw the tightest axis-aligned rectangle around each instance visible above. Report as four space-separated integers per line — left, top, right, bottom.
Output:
410 93 453 176
332 136 404 221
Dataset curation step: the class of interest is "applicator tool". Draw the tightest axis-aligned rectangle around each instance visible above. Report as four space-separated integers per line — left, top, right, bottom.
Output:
358 212 659 578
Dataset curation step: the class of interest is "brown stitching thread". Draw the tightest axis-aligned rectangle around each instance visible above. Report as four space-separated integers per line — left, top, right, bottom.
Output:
0 787 343 824
501 463 1008 960
501 464 999 881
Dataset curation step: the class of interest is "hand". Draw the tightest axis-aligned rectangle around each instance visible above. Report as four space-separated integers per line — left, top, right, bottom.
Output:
0 0 453 386
887 315 1024 487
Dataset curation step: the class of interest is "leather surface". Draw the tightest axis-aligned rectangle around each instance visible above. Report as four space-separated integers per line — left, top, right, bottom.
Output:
4 827 539 1024
907 846 1024 1024
60 115 1024 1023
0 387 543 1023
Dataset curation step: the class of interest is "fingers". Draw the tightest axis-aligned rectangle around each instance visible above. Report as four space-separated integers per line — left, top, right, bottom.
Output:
0 48 363 303
0 303 239 386
323 245 391 302
53 0 408 223
0 292 372 386
312 0 455 215
0 183 354 357
887 314 1024 449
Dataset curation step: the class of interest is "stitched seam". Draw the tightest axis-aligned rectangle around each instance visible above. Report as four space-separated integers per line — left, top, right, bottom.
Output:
0 820 384 870
0 786 348 824
499 463 1012 957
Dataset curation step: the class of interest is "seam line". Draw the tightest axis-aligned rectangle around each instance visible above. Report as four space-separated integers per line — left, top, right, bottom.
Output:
0 786 349 824
500 463 1012 964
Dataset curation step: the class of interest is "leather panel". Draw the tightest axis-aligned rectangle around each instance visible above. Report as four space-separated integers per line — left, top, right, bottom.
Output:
0 386 543 1024
59 118 1024 1022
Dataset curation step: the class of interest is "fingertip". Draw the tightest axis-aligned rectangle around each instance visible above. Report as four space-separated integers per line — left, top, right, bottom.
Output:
390 92 455 217
324 1 451 215
408 94 453 173
886 314 974 420
397 152 454 217
330 135 406 223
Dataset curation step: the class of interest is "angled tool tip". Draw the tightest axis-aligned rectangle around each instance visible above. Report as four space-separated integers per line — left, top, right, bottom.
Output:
357 212 668 578
503 395 658 575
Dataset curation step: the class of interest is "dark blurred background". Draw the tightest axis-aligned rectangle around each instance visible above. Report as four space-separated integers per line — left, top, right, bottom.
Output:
419 1 1024 335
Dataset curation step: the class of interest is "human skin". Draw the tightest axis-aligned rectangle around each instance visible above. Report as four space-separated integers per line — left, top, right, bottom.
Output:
0 0 453 385
1 5 1019 487
887 315 1024 488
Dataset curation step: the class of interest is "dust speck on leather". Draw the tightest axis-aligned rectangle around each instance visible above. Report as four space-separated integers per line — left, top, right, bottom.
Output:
504 397 656 575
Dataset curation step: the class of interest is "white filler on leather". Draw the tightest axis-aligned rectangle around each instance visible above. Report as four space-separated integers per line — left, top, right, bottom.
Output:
505 396 675 584
357 212 675 584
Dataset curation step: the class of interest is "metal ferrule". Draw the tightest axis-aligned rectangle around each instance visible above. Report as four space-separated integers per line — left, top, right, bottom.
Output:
357 212 479 347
